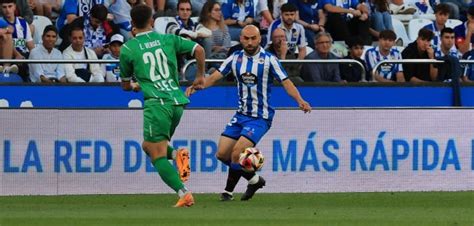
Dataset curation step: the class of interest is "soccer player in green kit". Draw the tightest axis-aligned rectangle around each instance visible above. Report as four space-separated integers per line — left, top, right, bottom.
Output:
119 4 205 207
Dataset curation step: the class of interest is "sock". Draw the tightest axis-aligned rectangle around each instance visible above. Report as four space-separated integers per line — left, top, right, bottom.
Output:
241 171 256 181
167 146 176 160
247 174 259 185
177 187 189 198
224 168 242 193
152 157 184 192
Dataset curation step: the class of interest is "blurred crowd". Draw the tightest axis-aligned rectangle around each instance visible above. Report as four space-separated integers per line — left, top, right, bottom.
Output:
0 0 473 83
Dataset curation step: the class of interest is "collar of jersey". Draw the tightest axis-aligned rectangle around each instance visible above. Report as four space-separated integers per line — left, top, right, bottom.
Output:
135 30 154 37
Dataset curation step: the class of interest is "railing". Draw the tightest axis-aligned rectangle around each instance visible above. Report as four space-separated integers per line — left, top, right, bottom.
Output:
181 59 367 82
371 59 474 80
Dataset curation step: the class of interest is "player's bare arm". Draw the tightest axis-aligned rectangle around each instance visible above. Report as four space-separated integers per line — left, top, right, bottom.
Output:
192 45 206 90
185 70 224 96
281 79 311 113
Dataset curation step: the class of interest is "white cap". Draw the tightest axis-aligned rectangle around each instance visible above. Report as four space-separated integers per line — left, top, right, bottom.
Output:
109 34 124 45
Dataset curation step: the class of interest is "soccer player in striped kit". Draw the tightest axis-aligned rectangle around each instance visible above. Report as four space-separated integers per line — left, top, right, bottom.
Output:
186 25 311 201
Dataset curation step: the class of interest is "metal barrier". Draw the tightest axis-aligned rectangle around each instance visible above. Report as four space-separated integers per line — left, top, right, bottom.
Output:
371 59 474 80
181 59 367 82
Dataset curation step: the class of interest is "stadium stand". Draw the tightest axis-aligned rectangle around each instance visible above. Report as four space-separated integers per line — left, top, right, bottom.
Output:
153 16 173 34
445 19 463 28
392 18 411 46
32 15 52 44
408 18 432 42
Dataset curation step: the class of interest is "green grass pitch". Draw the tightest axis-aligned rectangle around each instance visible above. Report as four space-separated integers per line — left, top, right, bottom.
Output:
0 192 472 226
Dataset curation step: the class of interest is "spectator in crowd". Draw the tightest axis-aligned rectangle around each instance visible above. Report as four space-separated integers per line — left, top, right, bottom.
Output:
255 0 274 30
1 0 34 57
401 28 437 83
267 3 307 59
0 0 34 34
2 0 34 81
424 3 451 49
463 48 474 82
56 0 103 35
28 25 66 83
0 18 19 74
433 27 462 81
300 31 342 82
322 0 372 45
222 0 255 41
63 26 104 82
365 30 405 82
454 5 474 54
288 0 325 49
108 0 141 40
166 0 211 41
340 37 367 82
369 0 393 39
101 33 123 82
265 27 300 78
60 4 119 57
199 0 232 59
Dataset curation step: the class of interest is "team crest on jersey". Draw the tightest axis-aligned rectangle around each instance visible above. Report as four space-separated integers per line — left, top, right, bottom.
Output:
258 58 265 64
241 72 257 87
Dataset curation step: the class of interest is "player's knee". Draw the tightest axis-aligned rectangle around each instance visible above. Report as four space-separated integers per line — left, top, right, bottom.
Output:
215 152 228 162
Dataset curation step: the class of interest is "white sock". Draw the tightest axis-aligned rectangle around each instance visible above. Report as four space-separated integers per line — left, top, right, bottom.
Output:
248 174 259 185
172 150 177 160
178 187 188 198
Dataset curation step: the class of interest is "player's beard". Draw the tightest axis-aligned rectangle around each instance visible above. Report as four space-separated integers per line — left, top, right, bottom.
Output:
244 45 259 56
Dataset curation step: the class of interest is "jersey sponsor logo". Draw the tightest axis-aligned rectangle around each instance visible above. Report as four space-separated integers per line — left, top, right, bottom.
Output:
241 72 257 87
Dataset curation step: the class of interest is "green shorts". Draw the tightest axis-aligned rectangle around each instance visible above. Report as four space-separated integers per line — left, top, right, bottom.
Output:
143 102 184 142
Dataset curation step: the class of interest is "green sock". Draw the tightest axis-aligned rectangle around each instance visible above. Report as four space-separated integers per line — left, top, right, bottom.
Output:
167 146 175 160
153 157 184 192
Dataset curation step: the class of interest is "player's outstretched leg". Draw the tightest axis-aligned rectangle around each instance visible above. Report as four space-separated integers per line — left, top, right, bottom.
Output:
220 167 241 201
240 171 266 201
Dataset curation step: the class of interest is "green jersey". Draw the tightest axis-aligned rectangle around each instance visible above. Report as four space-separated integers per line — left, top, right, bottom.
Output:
120 31 197 105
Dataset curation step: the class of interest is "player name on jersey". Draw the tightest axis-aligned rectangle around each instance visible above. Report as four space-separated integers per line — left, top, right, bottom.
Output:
139 40 162 50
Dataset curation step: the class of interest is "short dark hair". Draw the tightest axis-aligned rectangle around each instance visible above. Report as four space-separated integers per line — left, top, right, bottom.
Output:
379 29 397 41
418 28 434 41
0 0 16 4
131 4 152 29
468 6 474 17
69 26 84 37
434 3 450 15
90 4 108 21
440 27 455 37
177 0 192 10
280 3 297 13
346 37 364 49
42 25 58 36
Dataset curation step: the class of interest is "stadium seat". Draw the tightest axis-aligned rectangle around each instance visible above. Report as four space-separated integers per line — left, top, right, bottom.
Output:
153 16 174 34
408 18 431 42
392 18 411 46
191 16 199 24
445 19 462 29
0 73 23 83
32 15 53 44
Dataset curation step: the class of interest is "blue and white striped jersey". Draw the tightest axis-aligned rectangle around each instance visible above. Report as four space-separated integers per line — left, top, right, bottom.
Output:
6 17 32 55
266 18 307 54
218 47 288 121
434 46 462 59
365 46 403 81
423 22 441 48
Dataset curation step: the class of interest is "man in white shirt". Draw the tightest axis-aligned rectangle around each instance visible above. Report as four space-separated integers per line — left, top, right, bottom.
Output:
63 26 104 82
29 25 66 83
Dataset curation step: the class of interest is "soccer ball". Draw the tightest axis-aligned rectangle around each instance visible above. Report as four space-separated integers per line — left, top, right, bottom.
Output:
239 147 264 172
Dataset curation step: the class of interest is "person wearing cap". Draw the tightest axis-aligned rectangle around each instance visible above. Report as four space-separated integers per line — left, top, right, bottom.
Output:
28 25 66 83
454 5 474 54
102 33 123 82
